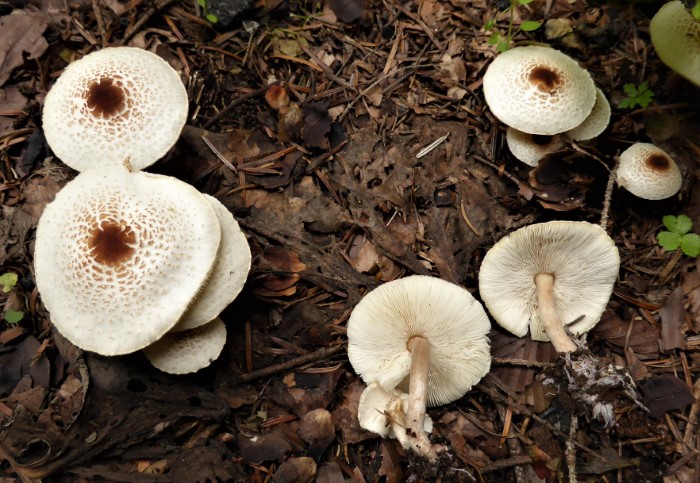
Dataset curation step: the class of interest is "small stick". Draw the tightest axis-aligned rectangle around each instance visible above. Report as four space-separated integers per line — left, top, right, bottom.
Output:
202 86 268 129
491 357 555 369
119 0 177 45
566 415 579 483
600 156 620 231
240 345 344 382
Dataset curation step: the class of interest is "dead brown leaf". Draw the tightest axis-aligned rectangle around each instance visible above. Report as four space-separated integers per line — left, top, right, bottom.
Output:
0 9 49 87
658 287 687 352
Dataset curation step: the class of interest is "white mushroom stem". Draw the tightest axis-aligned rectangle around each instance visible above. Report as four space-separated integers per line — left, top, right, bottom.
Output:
406 336 434 456
534 273 578 353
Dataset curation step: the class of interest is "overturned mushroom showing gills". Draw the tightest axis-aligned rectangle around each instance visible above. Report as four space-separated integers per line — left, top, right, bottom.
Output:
483 46 596 135
506 127 565 167
42 47 188 172
650 1 700 86
172 194 251 332
616 143 682 200
144 317 227 374
565 88 611 141
34 166 221 355
479 221 619 353
347 275 491 457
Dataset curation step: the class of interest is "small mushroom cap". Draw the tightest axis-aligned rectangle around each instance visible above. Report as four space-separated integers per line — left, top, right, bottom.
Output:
34 166 221 355
478 221 619 342
565 88 611 141
506 128 566 167
172 194 251 332
616 143 682 200
650 1 700 86
42 47 188 172
144 317 227 374
347 275 491 407
483 46 596 135
357 382 432 446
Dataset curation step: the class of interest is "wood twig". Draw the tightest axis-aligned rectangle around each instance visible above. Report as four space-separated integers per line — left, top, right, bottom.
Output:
240 344 345 382
600 155 620 230
119 0 178 45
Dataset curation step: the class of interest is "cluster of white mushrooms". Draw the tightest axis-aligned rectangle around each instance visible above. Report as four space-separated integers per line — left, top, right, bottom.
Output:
483 45 684 202
483 45 611 167
347 221 621 457
35 47 251 374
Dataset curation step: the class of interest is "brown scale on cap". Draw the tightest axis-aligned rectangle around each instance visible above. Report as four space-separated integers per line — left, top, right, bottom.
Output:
529 66 561 93
88 220 136 267
86 78 126 118
647 153 672 171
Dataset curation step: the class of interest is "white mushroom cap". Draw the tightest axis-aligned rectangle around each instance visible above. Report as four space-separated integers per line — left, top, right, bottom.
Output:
616 143 682 200
347 275 491 407
506 127 565 167
172 195 251 332
565 88 611 141
478 221 619 342
42 47 188 172
483 46 596 135
34 166 221 356
143 317 227 374
357 382 432 447
650 1 700 86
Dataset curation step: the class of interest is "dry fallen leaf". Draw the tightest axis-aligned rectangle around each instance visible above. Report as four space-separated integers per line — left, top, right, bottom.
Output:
0 10 49 87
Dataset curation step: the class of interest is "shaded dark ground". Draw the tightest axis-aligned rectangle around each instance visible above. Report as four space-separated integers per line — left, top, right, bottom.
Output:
1 0 700 481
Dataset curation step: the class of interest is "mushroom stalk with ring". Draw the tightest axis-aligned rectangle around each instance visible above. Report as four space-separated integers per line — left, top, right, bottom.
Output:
534 273 578 353
406 335 434 455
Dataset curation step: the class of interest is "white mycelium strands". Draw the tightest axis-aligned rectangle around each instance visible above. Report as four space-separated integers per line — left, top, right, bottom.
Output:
34 166 221 355
42 47 188 172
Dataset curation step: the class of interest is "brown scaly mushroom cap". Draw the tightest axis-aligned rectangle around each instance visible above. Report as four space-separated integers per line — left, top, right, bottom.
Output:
347 275 491 457
506 127 566 167
144 317 227 374
171 194 251 332
650 1 700 86
42 47 188 172
479 221 619 353
34 166 221 356
616 143 682 200
483 46 596 135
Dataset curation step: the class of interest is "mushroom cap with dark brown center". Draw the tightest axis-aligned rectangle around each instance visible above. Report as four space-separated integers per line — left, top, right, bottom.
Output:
616 143 682 200
34 166 221 356
483 46 596 135
42 47 188 172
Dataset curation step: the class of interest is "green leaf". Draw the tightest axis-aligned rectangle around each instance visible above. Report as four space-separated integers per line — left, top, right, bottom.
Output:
517 0 534 4
206 13 218 23
497 40 509 52
663 215 692 235
488 32 500 44
623 83 638 96
4 310 23 325
680 233 700 257
197 0 206 7
520 20 542 32
657 231 681 251
0 272 18 293
617 97 632 109
484 19 495 31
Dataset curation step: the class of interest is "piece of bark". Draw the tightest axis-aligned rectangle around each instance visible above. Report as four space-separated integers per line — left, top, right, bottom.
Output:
658 287 687 351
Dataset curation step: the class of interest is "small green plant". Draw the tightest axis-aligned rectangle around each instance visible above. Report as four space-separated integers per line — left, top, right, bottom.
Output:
691 0 700 21
618 81 654 109
0 272 18 293
0 272 23 325
657 215 700 257
484 0 542 53
197 0 218 23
